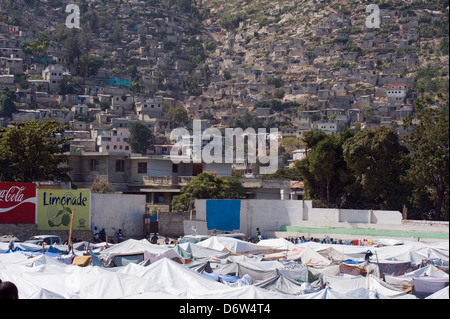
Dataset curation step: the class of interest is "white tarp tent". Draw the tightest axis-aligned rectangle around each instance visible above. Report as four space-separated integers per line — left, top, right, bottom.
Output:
178 242 230 261
426 286 449 299
197 236 273 253
98 239 180 264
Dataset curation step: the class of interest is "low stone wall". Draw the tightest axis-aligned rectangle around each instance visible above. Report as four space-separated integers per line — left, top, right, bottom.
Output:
0 224 92 242
157 211 191 237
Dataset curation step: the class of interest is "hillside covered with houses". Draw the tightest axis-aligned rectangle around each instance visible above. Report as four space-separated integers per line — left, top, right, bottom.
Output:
0 0 449 215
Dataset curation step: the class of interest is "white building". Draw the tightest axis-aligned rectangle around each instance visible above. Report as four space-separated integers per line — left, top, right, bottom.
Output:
97 128 131 153
42 65 65 93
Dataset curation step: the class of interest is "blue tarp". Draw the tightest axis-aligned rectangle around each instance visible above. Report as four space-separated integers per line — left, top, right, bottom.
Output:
88 249 104 267
107 78 131 87
206 200 241 232
1 245 67 255
342 259 366 265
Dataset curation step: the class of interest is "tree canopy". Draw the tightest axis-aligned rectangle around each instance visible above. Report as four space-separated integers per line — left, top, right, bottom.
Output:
0 120 73 182
342 126 410 211
0 87 17 119
127 122 153 155
403 94 449 220
171 172 245 211
296 130 353 207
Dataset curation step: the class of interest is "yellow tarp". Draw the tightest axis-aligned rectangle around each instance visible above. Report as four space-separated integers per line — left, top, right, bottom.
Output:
72 256 92 267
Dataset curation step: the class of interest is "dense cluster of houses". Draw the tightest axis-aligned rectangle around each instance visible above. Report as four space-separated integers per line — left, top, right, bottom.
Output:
0 0 444 213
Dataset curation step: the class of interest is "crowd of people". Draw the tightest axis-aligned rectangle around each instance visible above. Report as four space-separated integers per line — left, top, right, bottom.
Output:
248 229 375 247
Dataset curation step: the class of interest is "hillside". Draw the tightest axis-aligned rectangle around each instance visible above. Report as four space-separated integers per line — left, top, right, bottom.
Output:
0 0 448 132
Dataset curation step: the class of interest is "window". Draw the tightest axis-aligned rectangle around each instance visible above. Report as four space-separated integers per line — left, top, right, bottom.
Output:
116 160 125 172
90 159 99 171
138 162 147 174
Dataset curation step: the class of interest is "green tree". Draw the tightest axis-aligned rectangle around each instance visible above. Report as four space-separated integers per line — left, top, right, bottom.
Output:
79 54 104 77
167 106 188 125
0 87 17 119
128 122 153 155
342 127 410 211
0 120 73 182
403 94 449 220
64 29 82 71
297 130 353 206
274 88 286 99
171 172 245 211
298 135 342 205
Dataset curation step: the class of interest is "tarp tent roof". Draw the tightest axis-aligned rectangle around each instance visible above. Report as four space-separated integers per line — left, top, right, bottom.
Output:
404 264 449 278
236 260 284 281
197 236 272 254
257 238 297 250
254 274 306 295
316 246 358 262
426 286 449 299
322 274 408 298
299 247 332 266
178 242 230 261
98 239 180 263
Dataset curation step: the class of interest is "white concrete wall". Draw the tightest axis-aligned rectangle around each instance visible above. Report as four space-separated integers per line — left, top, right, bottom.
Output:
148 159 173 177
194 199 403 237
372 210 403 224
307 208 339 224
340 209 369 223
91 193 146 238
240 200 303 236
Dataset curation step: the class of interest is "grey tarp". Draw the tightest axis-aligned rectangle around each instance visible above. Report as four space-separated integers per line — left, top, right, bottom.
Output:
254 274 305 295
237 263 278 281
179 242 230 261
187 260 213 273
212 262 239 276
412 276 449 298
378 260 413 276
276 264 310 283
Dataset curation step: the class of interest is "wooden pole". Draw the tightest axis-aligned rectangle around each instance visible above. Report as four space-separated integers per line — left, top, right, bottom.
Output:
68 208 75 248
375 251 381 279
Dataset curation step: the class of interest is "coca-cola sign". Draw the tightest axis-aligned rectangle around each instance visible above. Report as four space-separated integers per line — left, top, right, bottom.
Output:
0 183 36 223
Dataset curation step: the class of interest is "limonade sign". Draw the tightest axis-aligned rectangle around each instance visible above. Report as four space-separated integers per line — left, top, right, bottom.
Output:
37 189 90 231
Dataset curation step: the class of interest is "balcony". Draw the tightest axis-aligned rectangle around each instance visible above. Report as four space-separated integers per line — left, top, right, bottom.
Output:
143 176 195 187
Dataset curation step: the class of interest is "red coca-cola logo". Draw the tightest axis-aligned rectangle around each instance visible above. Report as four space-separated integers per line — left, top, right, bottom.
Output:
0 185 26 203
0 183 36 223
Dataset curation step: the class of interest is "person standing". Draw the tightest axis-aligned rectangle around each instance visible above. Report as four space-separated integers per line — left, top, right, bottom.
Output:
256 228 262 242
117 229 124 243
99 228 106 242
93 226 100 243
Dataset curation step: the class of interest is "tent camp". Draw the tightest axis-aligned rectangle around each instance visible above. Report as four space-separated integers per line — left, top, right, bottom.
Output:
0 236 448 299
